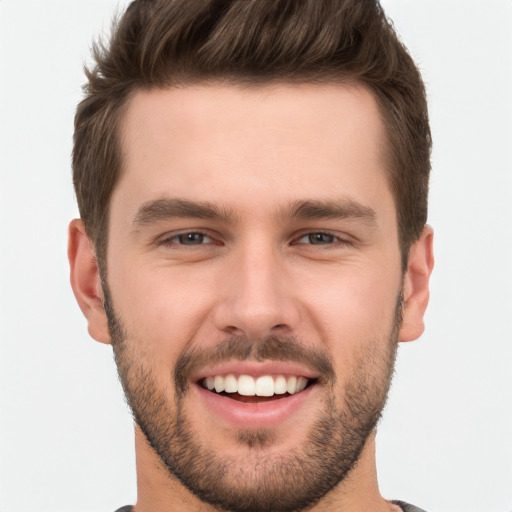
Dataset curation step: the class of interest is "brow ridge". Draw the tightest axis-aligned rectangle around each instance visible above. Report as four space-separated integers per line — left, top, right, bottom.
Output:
133 197 377 226
133 198 233 225
284 199 377 224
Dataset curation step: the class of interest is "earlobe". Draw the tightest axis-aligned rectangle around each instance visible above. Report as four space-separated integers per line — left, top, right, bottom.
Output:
398 225 434 342
68 219 111 345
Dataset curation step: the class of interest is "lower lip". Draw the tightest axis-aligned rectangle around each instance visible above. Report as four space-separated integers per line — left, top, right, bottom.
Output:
194 384 317 429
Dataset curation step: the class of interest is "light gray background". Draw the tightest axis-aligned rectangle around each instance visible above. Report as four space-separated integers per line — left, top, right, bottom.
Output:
0 1 511 511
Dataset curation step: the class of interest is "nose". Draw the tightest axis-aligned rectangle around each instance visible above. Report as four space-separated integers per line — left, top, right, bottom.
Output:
212 243 300 339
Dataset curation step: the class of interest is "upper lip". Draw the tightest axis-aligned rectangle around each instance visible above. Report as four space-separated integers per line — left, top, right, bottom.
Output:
192 361 319 383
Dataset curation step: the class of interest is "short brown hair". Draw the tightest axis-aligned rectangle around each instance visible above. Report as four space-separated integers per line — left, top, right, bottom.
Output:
73 0 431 269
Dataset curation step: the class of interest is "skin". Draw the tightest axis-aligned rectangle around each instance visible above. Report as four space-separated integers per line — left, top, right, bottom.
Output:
69 83 433 512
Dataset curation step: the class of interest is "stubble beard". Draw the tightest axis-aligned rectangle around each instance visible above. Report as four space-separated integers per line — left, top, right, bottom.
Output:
104 285 401 512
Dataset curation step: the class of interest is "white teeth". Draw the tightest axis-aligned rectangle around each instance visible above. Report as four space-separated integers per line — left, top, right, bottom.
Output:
286 376 297 394
238 375 255 396
274 375 287 395
214 375 225 393
255 376 274 397
296 376 308 392
206 376 215 390
202 374 311 397
224 374 238 393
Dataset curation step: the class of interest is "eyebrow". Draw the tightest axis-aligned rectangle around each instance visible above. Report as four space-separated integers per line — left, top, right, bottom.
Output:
284 199 377 224
133 198 234 225
133 197 377 226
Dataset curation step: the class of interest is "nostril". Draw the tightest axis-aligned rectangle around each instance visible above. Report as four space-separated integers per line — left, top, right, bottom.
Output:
226 325 244 335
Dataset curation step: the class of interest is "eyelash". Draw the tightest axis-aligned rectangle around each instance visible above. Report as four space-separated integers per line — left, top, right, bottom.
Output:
294 231 344 246
157 230 351 248
158 231 215 247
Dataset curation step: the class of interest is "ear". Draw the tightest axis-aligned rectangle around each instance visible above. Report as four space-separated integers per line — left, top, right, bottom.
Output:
68 219 111 344
399 225 434 342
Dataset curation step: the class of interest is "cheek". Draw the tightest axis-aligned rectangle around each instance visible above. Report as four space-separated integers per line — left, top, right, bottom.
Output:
295 259 401 359
111 262 219 357
306 273 399 402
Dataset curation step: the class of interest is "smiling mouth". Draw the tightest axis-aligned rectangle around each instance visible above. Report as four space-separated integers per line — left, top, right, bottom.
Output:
200 374 316 403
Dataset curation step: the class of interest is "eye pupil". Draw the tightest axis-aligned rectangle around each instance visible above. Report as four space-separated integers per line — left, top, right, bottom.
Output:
309 233 334 244
179 233 204 245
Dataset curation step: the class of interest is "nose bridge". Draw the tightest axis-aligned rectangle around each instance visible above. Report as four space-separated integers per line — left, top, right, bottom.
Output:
214 238 298 337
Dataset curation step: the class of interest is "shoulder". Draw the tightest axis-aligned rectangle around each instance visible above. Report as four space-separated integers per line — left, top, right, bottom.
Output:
393 501 429 512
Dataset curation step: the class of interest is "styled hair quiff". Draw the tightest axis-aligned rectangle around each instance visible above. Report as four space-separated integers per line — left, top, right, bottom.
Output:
73 0 431 269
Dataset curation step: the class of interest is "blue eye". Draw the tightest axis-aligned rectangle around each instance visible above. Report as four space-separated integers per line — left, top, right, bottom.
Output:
297 233 337 245
164 232 214 246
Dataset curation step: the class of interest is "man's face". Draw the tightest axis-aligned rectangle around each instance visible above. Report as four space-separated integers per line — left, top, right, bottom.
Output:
104 83 405 511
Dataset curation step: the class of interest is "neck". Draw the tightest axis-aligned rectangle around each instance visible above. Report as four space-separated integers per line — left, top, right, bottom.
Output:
133 427 394 512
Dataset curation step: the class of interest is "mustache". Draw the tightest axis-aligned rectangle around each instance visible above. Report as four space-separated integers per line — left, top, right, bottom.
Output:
174 335 336 397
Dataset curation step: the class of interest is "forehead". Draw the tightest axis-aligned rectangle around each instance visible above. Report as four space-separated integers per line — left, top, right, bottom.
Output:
115 82 393 220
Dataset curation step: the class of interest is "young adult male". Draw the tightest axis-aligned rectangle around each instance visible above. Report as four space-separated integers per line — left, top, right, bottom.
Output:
68 1 434 511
